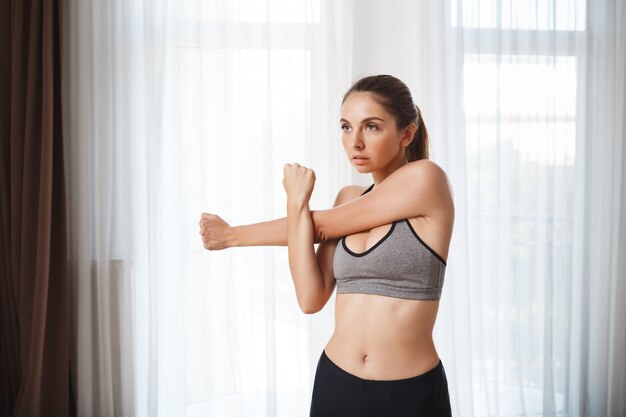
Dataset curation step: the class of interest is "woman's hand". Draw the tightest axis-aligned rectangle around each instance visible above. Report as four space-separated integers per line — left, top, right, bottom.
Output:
282 163 316 207
199 213 233 250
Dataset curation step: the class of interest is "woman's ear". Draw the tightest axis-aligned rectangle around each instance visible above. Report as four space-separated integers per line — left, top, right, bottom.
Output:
401 123 417 146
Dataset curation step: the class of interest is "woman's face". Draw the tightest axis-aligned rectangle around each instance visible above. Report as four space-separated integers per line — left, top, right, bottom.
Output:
340 92 413 173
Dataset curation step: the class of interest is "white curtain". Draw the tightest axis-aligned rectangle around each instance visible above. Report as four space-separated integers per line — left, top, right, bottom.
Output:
63 0 626 416
63 0 355 416
358 1 624 416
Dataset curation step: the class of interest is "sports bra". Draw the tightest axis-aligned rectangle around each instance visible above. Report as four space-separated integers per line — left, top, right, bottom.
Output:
333 183 447 300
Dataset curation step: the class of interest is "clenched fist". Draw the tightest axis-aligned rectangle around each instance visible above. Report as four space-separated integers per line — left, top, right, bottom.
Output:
282 162 316 207
199 213 232 250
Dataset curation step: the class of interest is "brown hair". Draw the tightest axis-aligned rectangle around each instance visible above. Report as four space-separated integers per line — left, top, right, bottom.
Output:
341 74 429 161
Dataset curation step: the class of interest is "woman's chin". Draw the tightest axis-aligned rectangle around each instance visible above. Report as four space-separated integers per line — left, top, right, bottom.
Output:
354 165 371 172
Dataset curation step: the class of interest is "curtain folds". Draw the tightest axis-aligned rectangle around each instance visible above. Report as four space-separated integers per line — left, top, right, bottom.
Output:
63 0 355 416
572 1 626 415
0 1 71 416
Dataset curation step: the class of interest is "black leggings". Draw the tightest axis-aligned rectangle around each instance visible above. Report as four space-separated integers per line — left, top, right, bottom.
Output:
310 349 452 417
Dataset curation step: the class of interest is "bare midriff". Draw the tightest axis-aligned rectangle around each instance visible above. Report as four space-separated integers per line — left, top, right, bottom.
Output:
324 292 441 381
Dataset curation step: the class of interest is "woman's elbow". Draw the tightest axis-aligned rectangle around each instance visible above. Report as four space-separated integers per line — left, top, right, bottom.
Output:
300 305 321 314
299 299 322 314
298 294 326 314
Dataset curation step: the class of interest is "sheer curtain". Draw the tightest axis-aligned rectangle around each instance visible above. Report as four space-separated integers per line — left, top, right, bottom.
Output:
452 1 626 415
63 0 354 416
354 0 625 416
63 0 625 416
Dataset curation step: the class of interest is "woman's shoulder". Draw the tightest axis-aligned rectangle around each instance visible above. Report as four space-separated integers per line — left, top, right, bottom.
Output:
382 160 454 218
406 159 448 179
333 184 369 206
402 159 452 194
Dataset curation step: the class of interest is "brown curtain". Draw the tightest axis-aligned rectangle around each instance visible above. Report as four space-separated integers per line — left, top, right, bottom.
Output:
0 0 73 416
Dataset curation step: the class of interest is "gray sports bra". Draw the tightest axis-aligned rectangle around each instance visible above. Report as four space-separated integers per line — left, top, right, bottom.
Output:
333 184 447 300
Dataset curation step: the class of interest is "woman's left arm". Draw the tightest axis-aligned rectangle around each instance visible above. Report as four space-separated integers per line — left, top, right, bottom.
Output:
311 159 454 241
201 160 453 249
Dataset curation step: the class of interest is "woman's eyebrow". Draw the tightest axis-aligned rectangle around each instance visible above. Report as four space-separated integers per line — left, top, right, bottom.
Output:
339 116 385 124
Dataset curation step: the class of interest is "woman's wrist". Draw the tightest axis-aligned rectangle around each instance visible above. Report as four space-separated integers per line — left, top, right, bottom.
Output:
230 225 249 247
287 199 308 212
226 225 238 248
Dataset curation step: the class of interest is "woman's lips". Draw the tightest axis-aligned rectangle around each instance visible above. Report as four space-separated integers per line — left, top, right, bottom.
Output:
352 157 369 165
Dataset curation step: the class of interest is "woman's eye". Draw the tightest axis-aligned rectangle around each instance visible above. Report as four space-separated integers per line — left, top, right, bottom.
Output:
366 124 377 131
341 125 351 132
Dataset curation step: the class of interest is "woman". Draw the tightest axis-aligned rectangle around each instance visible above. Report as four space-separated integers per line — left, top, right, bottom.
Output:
200 74 454 416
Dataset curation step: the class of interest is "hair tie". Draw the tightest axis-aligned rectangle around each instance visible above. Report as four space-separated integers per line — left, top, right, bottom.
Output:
414 105 421 129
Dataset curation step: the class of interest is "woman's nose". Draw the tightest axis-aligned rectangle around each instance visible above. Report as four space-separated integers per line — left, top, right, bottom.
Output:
352 132 364 149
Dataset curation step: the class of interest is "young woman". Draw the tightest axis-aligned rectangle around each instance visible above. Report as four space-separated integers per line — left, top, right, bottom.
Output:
200 74 454 416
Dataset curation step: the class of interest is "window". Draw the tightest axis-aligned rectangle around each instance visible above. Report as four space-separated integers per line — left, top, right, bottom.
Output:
452 1 585 415
170 0 323 412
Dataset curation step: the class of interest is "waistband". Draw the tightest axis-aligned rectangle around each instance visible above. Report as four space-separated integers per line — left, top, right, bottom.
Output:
320 349 443 386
